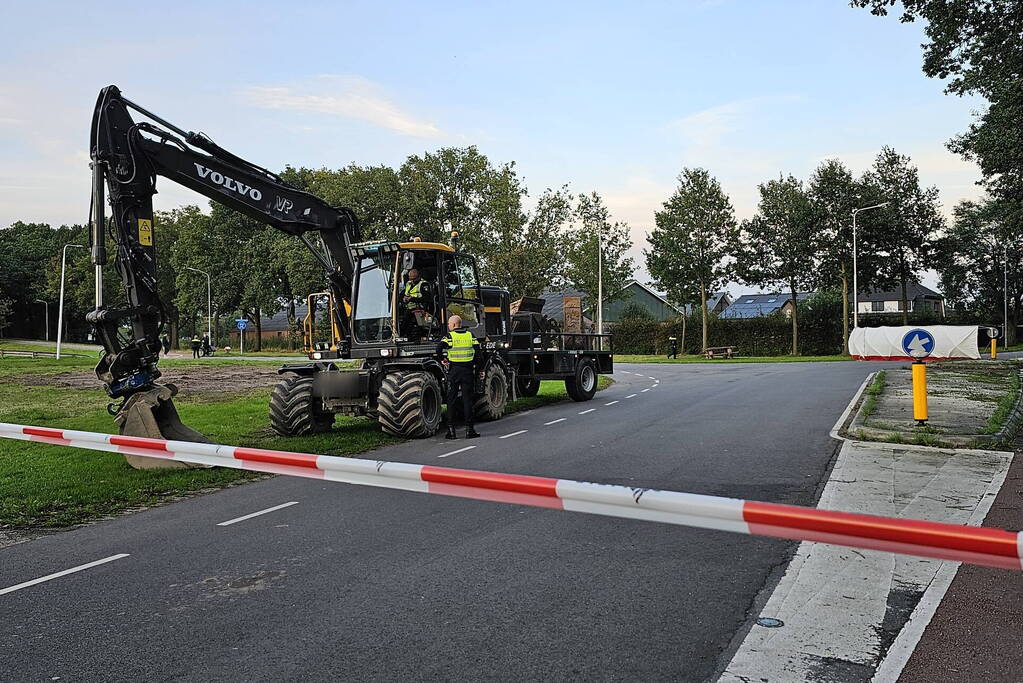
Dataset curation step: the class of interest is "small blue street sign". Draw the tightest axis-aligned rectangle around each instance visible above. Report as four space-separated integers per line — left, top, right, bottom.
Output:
901 328 934 359
235 319 248 331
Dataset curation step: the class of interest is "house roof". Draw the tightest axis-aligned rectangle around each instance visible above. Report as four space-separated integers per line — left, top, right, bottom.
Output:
720 292 813 319
618 280 684 314
682 291 730 315
853 283 943 302
230 304 308 333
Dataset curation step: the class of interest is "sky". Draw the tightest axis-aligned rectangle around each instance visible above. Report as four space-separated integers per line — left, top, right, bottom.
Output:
0 0 986 295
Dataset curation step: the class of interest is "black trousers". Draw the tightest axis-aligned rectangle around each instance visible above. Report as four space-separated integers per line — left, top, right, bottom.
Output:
668 344 678 358
445 362 475 427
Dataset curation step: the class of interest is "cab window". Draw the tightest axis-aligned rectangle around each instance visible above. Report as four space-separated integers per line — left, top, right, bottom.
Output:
442 253 482 328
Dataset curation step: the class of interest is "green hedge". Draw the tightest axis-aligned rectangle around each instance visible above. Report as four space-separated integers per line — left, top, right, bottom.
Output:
610 292 978 357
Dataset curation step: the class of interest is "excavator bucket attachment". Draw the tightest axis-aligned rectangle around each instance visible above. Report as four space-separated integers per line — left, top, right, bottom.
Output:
115 383 211 470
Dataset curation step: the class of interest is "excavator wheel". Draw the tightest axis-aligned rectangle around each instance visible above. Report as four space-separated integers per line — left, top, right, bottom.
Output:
515 376 541 398
474 365 508 421
269 375 335 436
377 370 442 438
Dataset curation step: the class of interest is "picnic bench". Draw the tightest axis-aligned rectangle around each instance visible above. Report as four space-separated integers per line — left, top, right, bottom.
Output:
703 346 737 359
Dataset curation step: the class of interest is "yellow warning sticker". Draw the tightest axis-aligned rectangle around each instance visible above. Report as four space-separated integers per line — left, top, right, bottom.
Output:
138 218 153 246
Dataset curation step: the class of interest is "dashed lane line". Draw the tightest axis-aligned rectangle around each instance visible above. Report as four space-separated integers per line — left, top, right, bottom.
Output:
1 554 130 596
499 430 528 439
544 418 567 426
578 408 596 415
217 501 299 527
625 393 637 398
641 388 651 393
438 445 476 458
605 400 619 406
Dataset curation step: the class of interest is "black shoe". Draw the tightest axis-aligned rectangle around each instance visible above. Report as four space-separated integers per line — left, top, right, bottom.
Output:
465 427 480 439
445 427 458 440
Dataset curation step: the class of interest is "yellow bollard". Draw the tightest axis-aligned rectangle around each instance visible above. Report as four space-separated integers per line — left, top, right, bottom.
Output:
912 361 928 425
991 338 997 359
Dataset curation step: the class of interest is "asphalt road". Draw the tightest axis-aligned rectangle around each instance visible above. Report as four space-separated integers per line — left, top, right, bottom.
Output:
1 361 881 681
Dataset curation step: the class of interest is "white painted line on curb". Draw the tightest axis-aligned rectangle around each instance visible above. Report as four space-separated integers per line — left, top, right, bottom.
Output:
438 446 476 458
626 394 637 398
578 408 596 415
499 430 527 439
1 554 130 596
217 501 299 527
544 418 566 426
605 400 619 406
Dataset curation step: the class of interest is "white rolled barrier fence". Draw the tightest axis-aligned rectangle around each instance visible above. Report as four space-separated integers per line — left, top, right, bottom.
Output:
1 422 1020 571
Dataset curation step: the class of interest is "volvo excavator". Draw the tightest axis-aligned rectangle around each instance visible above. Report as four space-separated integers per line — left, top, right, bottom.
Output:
87 85 612 468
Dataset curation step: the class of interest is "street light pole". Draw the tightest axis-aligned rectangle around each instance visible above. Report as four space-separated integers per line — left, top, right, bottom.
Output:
596 227 604 350
35 299 49 341
56 243 85 359
185 266 212 343
1005 244 1010 344
851 201 890 328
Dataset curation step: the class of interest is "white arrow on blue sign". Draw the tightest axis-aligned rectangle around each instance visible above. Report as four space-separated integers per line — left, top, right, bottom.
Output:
901 328 935 359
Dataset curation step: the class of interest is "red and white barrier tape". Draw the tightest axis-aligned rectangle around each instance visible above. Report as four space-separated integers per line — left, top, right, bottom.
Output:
2 422 1021 570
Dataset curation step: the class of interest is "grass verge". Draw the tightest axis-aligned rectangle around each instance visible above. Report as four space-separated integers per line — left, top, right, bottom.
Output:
982 370 1021 435
0 368 609 529
861 370 887 418
616 353 852 364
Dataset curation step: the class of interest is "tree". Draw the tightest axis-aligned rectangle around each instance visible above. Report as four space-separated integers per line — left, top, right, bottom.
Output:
808 160 870 353
646 167 734 352
852 1 1023 224
934 197 1020 344
731 176 818 355
562 191 635 325
860 147 944 324
281 164 402 241
484 180 571 299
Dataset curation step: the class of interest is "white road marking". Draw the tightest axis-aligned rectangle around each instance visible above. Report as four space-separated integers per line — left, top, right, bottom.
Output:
641 388 651 393
0 554 130 596
605 400 619 406
625 393 637 398
217 501 299 527
438 445 476 458
499 430 527 439
544 418 566 426
578 408 596 415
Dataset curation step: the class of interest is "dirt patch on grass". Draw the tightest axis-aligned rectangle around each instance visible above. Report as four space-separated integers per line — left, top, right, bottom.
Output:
20 364 285 396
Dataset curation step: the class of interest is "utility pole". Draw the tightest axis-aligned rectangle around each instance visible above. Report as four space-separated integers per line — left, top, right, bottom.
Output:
56 243 85 359
185 266 213 343
35 299 50 341
851 201 890 328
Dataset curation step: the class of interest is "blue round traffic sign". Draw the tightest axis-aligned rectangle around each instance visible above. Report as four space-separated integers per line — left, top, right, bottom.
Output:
901 329 934 359
236 319 248 331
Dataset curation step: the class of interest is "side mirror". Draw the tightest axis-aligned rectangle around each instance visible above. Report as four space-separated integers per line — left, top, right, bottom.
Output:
401 251 415 271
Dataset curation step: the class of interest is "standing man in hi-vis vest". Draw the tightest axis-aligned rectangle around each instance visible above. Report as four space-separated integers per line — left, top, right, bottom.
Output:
438 314 481 439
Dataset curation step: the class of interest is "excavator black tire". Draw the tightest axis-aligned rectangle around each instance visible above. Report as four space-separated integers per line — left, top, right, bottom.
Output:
269 375 335 436
515 376 541 397
565 359 598 402
377 370 442 437
474 364 509 421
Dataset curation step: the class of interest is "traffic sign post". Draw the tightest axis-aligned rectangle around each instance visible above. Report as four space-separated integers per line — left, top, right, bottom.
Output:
236 318 248 355
901 329 934 425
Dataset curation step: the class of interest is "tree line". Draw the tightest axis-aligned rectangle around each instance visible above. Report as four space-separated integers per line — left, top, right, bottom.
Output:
0 146 635 349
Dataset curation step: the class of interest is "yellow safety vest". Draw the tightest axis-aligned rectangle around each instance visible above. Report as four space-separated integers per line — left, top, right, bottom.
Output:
405 280 422 299
445 329 476 363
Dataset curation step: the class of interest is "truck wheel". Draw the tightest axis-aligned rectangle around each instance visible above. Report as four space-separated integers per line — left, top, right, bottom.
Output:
565 360 598 401
516 376 540 397
377 370 442 437
269 376 335 436
474 365 508 421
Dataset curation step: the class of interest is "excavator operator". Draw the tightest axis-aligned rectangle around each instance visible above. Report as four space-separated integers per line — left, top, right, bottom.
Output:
401 268 435 341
